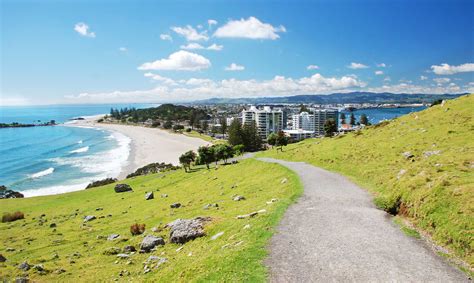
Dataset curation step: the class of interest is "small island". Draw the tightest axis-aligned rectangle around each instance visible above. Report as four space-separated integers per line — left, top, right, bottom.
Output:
0 120 57 128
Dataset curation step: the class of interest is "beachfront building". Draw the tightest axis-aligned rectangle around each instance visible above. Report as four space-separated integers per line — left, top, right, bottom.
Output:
292 109 339 136
241 106 284 139
283 129 315 141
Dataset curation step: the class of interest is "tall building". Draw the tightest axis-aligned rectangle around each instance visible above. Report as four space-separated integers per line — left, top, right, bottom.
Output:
292 109 338 136
241 106 284 139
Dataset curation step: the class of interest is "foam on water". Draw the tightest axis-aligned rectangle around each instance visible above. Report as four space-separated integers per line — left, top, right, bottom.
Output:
22 182 91 197
70 146 89 154
28 167 55 179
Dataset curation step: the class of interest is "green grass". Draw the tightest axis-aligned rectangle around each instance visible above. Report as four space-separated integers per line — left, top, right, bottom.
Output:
182 130 226 144
0 159 302 282
393 216 421 239
257 94 474 267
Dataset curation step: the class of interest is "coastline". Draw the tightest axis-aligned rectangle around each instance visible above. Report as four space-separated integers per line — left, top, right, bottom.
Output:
66 115 209 179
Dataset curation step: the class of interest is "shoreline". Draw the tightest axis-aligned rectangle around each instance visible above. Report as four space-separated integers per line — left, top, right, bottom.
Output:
67 115 209 179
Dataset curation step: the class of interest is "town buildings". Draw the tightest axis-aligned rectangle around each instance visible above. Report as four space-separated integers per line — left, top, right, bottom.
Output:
292 109 339 136
241 106 284 139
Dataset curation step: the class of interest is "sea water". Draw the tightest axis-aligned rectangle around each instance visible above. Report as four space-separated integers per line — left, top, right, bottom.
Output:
0 104 154 197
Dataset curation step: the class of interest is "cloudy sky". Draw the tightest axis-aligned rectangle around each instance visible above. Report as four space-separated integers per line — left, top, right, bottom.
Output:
1 0 473 105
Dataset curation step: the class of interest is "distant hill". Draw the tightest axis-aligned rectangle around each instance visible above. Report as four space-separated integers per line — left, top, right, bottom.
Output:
258 94 474 267
194 92 467 105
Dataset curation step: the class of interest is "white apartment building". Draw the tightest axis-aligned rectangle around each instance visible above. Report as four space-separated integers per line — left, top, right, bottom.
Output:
283 129 315 141
241 106 284 139
292 109 338 136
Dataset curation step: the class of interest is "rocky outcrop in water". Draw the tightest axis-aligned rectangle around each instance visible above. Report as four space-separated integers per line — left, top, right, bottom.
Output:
0 186 24 199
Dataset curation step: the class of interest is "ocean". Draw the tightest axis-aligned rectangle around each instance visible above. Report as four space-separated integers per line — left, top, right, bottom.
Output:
0 104 425 197
0 104 155 197
340 106 426 125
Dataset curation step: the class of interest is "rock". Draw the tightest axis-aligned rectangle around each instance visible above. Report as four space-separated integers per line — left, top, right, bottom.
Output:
51 253 59 259
233 195 245 201
257 209 267 214
107 234 120 241
6 247 15 252
83 215 96 222
33 264 44 271
266 198 278 204
211 232 224 240
146 255 168 266
402 151 414 159
281 178 288 184
103 247 121 255
117 253 130 259
49 223 56 228
119 270 130 276
0 254 6 262
114 184 133 193
0 185 24 199
140 235 165 252
145 192 154 200
54 268 66 274
397 169 407 179
18 262 30 271
161 194 168 198
170 203 181 208
95 207 103 211
15 277 29 283
243 224 251 229
423 150 441 158
166 217 211 244
236 211 259 219
123 245 136 253
203 203 219 210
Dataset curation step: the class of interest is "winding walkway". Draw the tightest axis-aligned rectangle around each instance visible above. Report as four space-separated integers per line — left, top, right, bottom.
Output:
257 157 468 282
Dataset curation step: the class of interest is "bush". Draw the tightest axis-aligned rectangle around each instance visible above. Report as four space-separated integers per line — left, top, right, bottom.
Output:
151 121 161 128
85 178 117 189
2 211 24 223
130 223 146 235
185 128 192 132
163 121 173 129
173 124 184 131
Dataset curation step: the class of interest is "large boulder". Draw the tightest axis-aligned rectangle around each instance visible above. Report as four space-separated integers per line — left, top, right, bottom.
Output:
114 184 133 193
0 185 24 199
166 217 211 244
140 235 165 252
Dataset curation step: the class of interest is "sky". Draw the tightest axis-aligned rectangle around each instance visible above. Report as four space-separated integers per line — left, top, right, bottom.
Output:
1 0 473 105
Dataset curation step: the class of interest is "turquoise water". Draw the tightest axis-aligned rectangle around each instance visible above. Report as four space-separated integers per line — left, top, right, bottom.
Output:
0 104 153 197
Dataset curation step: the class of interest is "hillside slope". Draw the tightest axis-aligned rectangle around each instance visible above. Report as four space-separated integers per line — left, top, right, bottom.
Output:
0 159 302 282
258 94 473 267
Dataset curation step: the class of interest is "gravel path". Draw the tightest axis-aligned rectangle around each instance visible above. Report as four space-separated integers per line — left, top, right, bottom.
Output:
257 157 468 282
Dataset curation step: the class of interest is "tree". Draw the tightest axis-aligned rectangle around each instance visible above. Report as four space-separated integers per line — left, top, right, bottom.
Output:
233 144 245 156
275 131 289 151
350 113 356 126
220 117 228 136
242 121 262 152
360 114 369 125
324 118 337 137
197 146 214 169
179 151 196 172
201 120 209 132
214 144 235 164
299 104 309 113
228 119 244 146
163 120 173 129
267 133 278 147
340 113 346 124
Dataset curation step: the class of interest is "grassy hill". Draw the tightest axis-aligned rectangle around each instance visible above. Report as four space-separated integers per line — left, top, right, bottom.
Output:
258 94 473 267
0 159 302 281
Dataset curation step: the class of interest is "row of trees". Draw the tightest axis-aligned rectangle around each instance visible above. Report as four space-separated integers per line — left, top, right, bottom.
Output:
109 104 208 124
340 113 369 126
227 120 262 152
179 144 242 172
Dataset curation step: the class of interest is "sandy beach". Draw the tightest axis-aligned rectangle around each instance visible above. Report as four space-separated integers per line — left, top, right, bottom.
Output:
69 116 209 179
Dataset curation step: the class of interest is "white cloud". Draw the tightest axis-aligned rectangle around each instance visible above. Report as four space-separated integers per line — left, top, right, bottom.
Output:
171 25 209 41
207 43 223 51
65 73 367 103
384 77 391 82
368 82 462 94
348 62 369 69
377 63 386 67
208 19 218 27
197 24 203 29
160 34 172 41
420 75 428 80
307 65 319 70
433 77 451 85
138 50 211 71
143 73 176 85
213 17 286 40
180 43 205 50
431 63 474 75
375 70 384 75
74 22 95 38
119 47 127 52
225 63 245 71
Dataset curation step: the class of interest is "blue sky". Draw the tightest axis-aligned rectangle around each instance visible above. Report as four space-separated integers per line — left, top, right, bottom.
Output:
1 0 473 105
